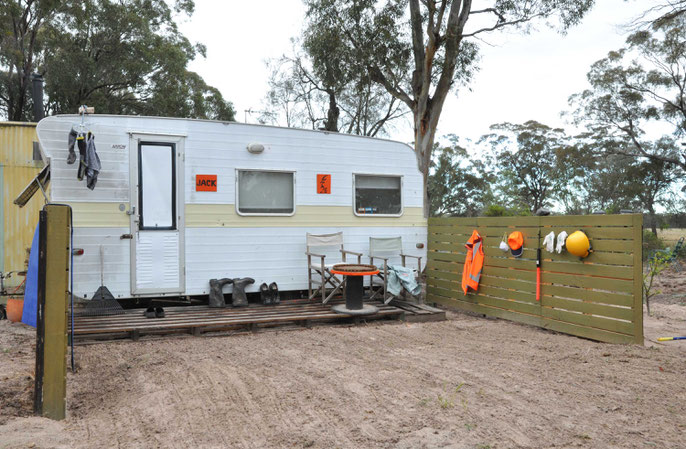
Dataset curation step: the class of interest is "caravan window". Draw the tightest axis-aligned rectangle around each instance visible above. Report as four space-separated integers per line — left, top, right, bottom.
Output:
236 170 295 215
353 174 402 216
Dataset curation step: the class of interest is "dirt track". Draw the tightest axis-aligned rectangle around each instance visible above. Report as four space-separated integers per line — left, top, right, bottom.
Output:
2 297 685 448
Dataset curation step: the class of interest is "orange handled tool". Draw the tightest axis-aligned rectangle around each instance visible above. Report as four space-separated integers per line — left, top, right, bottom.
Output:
536 230 541 301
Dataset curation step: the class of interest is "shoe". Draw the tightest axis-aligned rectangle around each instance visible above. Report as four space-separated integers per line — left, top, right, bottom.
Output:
155 307 165 318
269 282 280 305
259 282 271 305
144 307 155 318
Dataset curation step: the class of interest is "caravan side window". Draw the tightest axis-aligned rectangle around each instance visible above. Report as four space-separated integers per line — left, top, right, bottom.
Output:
353 174 402 216
236 170 295 215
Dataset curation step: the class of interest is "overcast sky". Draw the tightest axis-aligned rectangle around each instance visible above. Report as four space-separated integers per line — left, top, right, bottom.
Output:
179 0 652 145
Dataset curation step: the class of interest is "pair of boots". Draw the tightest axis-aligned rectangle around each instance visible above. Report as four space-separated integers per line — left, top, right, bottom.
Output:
260 282 280 305
209 277 255 308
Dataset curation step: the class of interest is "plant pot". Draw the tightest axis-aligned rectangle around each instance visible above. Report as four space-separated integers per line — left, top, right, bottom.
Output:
6 297 24 323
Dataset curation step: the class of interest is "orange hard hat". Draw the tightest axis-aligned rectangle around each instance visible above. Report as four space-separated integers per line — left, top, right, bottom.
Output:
508 231 524 257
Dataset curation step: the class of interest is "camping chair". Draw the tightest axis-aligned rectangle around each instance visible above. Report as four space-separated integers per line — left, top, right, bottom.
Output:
306 232 362 304
666 236 684 271
368 236 422 304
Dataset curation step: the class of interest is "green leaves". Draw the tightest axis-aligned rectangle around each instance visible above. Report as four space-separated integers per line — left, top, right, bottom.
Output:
0 0 235 121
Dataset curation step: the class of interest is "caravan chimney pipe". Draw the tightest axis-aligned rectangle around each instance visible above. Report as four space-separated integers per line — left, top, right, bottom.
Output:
31 73 44 122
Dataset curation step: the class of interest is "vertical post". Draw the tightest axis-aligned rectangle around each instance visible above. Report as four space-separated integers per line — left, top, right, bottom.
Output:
632 213 644 345
33 204 71 420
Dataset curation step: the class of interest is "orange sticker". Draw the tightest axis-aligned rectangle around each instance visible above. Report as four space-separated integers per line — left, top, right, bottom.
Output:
317 174 331 194
196 174 217 192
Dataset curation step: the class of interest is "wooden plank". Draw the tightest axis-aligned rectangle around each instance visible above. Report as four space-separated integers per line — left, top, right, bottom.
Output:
74 308 403 335
542 296 633 321
427 268 535 292
40 205 70 421
541 307 633 335
428 293 635 344
542 284 633 307
543 271 633 293
632 214 644 344
541 261 633 279
428 278 538 304
427 285 540 315
74 305 402 331
540 214 635 226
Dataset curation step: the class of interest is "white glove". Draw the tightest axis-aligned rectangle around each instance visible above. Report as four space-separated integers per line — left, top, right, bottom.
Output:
556 231 568 254
543 231 555 253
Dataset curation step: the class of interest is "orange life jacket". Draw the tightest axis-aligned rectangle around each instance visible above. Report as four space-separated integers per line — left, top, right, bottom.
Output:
462 230 484 294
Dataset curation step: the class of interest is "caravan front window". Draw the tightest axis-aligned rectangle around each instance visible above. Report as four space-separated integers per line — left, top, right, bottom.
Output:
353 174 402 216
236 170 295 215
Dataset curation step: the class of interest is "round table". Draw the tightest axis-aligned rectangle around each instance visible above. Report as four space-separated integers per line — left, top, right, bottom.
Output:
330 263 380 315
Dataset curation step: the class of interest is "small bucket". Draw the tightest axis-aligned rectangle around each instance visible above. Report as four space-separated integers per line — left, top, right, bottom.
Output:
6 297 24 323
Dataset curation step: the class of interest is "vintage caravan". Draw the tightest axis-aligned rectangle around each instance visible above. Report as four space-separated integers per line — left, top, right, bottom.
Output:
33 115 427 300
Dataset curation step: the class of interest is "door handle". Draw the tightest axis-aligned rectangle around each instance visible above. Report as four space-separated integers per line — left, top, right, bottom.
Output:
120 234 133 240
126 206 136 216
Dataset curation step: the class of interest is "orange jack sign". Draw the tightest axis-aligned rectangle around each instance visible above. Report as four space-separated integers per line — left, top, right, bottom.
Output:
317 174 331 194
196 174 217 192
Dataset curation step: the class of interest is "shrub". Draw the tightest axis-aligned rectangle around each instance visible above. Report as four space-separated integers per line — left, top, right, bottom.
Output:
642 230 665 261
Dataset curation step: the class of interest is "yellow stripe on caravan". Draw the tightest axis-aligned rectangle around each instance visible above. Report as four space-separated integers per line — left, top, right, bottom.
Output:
71 202 129 227
69 203 427 228
185 205 426 228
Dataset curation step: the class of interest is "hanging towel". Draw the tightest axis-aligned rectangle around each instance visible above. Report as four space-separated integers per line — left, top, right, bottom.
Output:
543 231 556 253
84 132 101 190
76 132 88 180
462 230 484 294
556 231 568 254
386 265 422 297
67 128 78 164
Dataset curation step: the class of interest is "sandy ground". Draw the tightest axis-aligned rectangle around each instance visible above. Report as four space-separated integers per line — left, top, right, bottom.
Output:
1 269 685 449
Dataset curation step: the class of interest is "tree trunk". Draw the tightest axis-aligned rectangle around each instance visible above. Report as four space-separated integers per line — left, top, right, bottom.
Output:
324 90 339 132
647 205 658 236
414 116 438 219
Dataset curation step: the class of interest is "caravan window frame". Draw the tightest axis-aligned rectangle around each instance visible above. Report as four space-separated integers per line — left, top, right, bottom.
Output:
235 168 297 217
352 173 404 217
138 141 177 230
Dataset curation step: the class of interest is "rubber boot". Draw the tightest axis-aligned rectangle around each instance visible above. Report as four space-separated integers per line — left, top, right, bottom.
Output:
231 277 255 307
209 278 232 308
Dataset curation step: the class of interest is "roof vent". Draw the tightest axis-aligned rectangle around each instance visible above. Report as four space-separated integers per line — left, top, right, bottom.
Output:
247 143 264 154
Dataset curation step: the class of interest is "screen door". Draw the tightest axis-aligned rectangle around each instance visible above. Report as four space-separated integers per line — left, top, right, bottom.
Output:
131 139 184 294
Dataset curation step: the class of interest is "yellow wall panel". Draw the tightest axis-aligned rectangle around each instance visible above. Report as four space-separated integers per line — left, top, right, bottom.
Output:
1 122 44 285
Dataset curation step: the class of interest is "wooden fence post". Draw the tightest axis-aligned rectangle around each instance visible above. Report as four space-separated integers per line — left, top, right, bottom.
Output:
632 213 644 344
33 204 71 420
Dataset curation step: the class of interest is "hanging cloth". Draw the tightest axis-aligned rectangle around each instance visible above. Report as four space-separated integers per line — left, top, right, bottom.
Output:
462 230 484 294
84 132 100 190
543 231 556 253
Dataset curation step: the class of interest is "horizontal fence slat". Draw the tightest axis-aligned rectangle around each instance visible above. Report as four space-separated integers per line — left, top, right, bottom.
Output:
543 284 633 307
427 268 535 292
428 294 636 344
540 307 634 335
542 296 634 321
427 285 541 315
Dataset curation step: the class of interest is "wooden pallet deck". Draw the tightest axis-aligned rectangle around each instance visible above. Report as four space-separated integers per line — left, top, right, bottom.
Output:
70 298 444 343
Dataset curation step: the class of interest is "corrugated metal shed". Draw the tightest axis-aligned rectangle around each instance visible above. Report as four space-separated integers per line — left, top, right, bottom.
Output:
0 122 47 287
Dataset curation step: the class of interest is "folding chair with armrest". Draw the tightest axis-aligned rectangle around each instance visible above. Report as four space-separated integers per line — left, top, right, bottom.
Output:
368 236 422 304
306 232 362 303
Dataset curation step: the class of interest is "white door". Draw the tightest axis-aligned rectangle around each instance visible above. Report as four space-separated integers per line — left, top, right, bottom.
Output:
130 135 185 295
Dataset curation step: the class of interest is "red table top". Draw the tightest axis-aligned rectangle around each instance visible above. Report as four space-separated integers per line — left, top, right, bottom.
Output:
331 263 379 276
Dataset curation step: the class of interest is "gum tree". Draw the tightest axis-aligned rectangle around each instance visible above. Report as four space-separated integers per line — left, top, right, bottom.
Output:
305 0 595 216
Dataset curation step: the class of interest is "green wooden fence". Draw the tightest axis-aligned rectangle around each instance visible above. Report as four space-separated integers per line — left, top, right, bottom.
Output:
427 214 643 344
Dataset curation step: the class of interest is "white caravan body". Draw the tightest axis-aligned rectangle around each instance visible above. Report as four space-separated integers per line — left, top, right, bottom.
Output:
36 115 427 299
